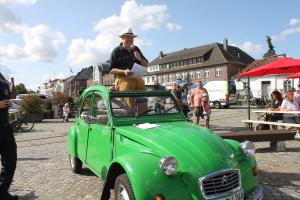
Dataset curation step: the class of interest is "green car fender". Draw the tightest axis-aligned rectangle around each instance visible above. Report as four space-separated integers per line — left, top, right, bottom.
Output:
225 139 259 197
67 125 78 157
112 152 192 200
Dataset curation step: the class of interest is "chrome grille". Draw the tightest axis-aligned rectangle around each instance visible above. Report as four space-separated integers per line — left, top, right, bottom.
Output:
199 169 240 199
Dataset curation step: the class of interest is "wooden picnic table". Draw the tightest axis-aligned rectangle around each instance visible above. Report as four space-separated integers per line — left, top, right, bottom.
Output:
239 109 300 151
252 109 300 114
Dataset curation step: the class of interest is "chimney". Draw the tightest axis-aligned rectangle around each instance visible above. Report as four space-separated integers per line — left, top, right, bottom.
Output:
159 51 164 59
10 77 16 98
223 38 228 51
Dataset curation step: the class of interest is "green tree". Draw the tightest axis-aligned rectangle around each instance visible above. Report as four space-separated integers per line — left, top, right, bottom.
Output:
16 83 28 94
263 36 276 59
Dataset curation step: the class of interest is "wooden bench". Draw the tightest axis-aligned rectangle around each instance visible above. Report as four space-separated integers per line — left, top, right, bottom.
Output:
241 119 300 128
225 119 300 151
216 129 296 152
217 129 296 142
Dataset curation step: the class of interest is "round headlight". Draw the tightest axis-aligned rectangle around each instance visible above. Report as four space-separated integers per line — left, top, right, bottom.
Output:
159 156 178 176
239 141 255 157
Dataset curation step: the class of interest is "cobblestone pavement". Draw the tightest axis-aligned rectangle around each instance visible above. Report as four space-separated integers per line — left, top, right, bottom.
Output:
6 107 300 200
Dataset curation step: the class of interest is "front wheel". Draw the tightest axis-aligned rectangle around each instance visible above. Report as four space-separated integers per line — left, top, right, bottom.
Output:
69 154 82 174
19 120 34 132
213 101 222 109
114 174 136 200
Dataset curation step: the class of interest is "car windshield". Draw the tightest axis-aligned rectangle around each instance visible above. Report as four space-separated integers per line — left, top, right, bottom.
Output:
110 95 181 117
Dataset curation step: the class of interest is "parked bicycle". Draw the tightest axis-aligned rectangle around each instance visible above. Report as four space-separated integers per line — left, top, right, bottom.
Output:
251 96 271 108
11 111 34 132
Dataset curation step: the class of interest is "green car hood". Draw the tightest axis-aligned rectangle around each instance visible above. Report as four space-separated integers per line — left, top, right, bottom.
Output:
115 121 239 177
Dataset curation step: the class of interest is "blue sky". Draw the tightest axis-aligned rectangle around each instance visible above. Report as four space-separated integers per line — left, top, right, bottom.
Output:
0 0 300 90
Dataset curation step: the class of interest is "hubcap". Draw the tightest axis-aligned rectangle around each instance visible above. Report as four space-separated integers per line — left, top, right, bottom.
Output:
117 184 130 200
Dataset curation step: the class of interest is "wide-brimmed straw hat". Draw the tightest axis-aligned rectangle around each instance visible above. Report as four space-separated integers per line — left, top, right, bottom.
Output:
119 27 137 38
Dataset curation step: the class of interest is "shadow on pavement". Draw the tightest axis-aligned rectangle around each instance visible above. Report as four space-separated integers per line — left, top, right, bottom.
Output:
19 191 39 200
256 147 300 153
209 124 248 132
259 170 300 199
79 168 97 177
14 129 49 135
37 119 75 124
17 157 49 161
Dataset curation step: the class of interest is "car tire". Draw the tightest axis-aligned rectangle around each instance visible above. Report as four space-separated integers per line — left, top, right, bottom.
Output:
213 101 222 109
114 174 136 200
69 154 82 174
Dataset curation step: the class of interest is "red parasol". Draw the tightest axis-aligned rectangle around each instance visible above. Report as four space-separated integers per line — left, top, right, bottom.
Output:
284 72 300 79
239 57 300 77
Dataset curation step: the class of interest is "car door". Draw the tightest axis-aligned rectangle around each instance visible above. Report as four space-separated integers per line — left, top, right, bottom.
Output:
77 92 93 162
86 92 112 176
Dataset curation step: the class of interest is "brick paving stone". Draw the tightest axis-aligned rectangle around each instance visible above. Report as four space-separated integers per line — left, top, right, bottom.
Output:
4 107 299 200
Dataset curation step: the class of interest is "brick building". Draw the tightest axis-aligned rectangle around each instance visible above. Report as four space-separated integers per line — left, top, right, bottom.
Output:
144 39 254 86
72 66 93 97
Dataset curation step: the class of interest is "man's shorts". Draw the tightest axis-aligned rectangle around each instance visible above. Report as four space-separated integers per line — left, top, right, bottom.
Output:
203 114 210 120
194 106 203 118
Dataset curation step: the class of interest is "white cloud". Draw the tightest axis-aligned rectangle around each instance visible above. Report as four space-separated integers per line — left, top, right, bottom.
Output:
22 25 66 62
41 71 70 83
0 0 37 5
94 0 167 33
0 1 65 63
0 4 25 35
289 18 300 26
166 22 182 31
0 63 13 80
232 41 262 54
271 18 300 42
67 0 171 67
0 24 65 62
272 26 300 42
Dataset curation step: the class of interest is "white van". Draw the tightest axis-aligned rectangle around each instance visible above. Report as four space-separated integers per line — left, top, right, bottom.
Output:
190 80 237 109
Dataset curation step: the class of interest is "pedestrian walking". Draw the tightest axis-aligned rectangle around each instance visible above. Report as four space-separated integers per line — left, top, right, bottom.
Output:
63 103 70 122
189 81 209 126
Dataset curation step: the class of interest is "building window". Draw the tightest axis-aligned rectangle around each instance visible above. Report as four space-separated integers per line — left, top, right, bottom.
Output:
179 60 183 66
196 57 203 63
216 67 221 77
242 82 248 89
158 76 162 84
189 71 194 80
162 75 168 83
184 59 189 66
169 62 174 68
176 73 181 80
182 72 188 80
205 69 210 78
147 77 150 84
151 76 155 83
169 74 174 82
76 81 80 86
196 70 201 79
192 58 197 64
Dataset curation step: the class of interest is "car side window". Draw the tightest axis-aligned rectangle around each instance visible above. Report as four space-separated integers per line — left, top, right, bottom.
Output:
80 94 92 115
92 94 108 125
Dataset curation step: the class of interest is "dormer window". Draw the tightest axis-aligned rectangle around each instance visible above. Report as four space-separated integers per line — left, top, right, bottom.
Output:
205 69 210 78
216 68 221 77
